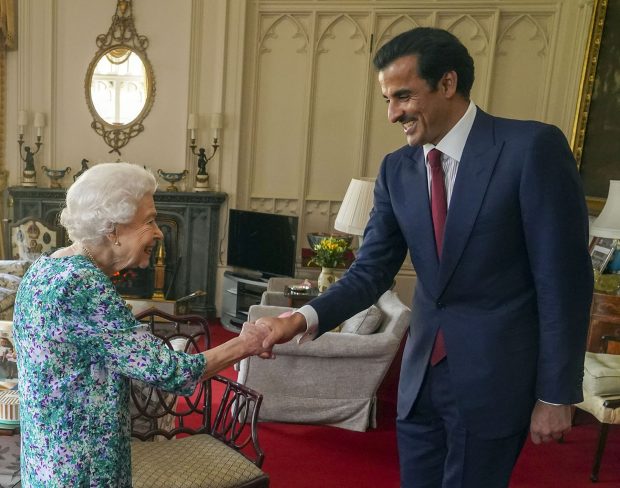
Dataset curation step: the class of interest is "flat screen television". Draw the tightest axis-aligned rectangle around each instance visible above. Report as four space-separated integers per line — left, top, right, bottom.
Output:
227 209 298 278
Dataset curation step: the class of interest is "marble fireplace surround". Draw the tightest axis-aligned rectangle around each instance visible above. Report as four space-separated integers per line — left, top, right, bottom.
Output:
6 187 226 317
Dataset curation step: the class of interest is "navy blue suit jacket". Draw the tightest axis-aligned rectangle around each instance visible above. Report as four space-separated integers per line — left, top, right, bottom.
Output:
309 109 593 439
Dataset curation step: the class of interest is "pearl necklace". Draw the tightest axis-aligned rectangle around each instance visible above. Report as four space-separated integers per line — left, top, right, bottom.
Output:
80 244 97 266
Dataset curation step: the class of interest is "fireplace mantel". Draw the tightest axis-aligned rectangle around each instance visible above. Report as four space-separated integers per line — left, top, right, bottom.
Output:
6 186 226 317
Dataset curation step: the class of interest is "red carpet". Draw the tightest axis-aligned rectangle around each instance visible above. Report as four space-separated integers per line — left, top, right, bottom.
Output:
211 322 620 488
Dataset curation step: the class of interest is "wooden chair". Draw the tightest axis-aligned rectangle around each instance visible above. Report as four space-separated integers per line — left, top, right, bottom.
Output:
131 308 269 487
574 335 620 482
4 217 61 261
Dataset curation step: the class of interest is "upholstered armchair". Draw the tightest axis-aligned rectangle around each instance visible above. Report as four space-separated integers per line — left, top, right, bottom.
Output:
237 290 411 432
574 335 620 482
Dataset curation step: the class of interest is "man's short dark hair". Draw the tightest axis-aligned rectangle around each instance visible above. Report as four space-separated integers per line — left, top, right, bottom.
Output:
373 27 474 99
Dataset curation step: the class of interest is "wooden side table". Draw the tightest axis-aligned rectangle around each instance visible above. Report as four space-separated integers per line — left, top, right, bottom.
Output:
283 286 320 308
588 291 620 353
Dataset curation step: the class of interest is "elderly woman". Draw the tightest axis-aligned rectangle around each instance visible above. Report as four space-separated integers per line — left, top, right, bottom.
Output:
13 163 267 487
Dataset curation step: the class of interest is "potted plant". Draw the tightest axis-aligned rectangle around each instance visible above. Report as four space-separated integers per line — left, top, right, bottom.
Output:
309 236 351 292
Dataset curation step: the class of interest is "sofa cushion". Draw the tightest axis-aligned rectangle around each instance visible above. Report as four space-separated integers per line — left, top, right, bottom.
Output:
0 261 30 278
583 352 620 396
0 274 22 292
0 288 16 314
340 305 383 335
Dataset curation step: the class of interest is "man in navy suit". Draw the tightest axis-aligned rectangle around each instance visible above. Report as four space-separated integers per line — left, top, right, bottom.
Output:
256 27 593 487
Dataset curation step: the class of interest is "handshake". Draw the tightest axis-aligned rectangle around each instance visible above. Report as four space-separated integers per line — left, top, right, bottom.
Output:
237 312 309 359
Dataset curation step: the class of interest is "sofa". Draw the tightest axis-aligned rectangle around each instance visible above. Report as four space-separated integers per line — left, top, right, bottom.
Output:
0 261 31 320
237 289 411 431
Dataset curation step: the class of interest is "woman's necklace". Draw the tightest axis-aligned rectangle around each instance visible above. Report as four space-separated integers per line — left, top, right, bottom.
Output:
80 244 97 266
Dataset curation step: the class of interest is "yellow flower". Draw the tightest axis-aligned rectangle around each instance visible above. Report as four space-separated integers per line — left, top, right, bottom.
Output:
309 237 350 268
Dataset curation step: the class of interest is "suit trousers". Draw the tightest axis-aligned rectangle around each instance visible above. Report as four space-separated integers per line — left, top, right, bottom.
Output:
396 360 528 488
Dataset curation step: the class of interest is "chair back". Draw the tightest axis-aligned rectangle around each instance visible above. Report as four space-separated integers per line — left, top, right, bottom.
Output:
131 307 265 467
5 217 61 260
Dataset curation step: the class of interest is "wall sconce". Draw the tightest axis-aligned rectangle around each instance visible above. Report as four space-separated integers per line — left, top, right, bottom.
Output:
17 110 46 187
188 112 223 191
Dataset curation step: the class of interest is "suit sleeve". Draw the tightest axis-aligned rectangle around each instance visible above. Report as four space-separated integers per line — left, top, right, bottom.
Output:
520 124 593 404
309 154 409 335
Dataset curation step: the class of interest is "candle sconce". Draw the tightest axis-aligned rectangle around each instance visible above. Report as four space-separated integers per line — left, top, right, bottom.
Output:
17 111 46 187
187 113 222 191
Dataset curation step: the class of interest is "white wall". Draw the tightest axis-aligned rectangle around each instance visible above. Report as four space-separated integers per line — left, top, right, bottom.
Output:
3 0 598 314
6 0 230 184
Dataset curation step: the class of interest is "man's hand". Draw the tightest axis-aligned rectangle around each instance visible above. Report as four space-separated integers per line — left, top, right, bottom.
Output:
529 400 572 444
253 312 309 358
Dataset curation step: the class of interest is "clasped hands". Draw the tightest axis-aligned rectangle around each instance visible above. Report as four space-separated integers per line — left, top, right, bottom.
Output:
239 313 308 359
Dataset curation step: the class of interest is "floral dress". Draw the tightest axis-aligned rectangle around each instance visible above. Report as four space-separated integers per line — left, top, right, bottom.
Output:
13 255 206 487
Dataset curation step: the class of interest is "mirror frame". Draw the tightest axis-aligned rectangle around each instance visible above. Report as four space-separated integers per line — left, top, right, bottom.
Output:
84 0 155 156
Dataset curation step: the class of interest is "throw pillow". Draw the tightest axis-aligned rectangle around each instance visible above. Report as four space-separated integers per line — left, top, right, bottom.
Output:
340 305 383 335
583 352 620 396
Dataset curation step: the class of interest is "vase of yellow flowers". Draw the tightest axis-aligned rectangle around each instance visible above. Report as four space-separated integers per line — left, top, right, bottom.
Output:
309 236 350 293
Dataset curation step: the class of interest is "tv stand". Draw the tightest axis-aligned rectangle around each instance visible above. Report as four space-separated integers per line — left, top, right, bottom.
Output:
221 271 268 332
226 271 268 283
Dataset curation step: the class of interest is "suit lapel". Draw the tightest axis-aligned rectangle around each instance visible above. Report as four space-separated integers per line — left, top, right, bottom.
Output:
438 110 503 293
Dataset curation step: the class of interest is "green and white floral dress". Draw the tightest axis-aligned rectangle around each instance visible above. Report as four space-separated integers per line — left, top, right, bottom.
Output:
13 255 205 487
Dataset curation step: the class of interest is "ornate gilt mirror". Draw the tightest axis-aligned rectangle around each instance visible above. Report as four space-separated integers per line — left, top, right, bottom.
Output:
85 0 155 155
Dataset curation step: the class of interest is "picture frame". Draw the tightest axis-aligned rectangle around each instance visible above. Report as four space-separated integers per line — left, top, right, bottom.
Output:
589 236 617 274
571 0 620 214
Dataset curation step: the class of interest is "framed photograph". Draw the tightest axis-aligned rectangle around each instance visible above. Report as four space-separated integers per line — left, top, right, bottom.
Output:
590 237 617 274
572 0 620 214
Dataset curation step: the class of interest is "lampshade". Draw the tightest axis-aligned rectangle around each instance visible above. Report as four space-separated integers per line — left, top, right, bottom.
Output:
591 180 620 239
33 112 46 128
187 113 198 130
334 177 376 236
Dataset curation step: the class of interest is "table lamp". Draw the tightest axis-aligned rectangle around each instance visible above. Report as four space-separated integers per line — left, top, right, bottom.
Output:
591 180 620 239
334 177 376 246
591 181 620 289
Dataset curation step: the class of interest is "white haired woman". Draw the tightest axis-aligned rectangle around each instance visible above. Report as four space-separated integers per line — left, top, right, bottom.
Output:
13 162 268 487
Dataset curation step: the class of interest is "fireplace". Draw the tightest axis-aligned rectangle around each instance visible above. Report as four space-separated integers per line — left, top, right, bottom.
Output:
7 187 226 317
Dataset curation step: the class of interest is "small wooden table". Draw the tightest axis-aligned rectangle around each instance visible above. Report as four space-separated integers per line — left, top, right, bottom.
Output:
588 291 620 353
283 286 320 308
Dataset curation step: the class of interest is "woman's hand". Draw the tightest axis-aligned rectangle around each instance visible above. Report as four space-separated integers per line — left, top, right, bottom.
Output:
239 321 274 358
201 322 274 379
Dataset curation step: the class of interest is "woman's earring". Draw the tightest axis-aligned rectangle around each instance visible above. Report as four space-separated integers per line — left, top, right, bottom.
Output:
114 237 120 246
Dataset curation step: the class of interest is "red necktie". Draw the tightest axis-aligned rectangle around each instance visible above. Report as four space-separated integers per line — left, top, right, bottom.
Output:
428 148 447 366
